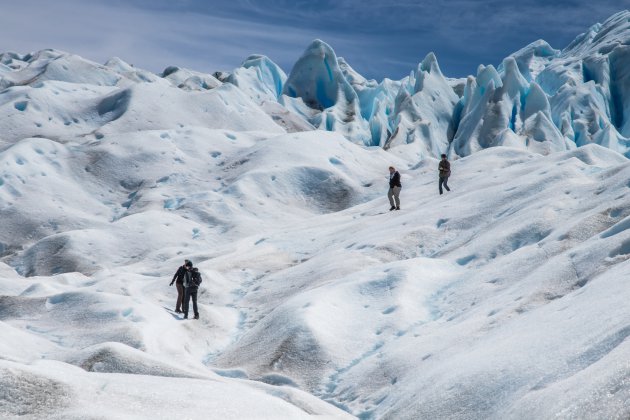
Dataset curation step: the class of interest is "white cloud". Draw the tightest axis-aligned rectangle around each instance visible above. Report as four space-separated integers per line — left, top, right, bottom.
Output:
0 0 626 79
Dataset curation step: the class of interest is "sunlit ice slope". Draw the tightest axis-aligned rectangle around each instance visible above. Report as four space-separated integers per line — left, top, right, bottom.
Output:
1 121 629 418
202 144 630 419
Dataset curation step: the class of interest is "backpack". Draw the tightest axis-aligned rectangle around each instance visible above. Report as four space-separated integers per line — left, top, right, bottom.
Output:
191 269 203 287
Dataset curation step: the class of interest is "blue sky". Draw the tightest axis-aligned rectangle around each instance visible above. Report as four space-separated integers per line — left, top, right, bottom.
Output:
1 0 627 80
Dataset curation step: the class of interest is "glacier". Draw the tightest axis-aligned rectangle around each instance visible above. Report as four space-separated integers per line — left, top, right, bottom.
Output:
220 10 630 159
0 9 630 420
2 10 629 158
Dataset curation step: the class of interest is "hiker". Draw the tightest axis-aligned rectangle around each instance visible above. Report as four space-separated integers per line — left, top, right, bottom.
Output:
169 259 190 313
438 154 451 195
183 262 202 320
388 166 401 211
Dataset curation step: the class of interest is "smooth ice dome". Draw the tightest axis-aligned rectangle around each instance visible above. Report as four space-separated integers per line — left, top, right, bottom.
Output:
1 9 630 420
282 39 371 145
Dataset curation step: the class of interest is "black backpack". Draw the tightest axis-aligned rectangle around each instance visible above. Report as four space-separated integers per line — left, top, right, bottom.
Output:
191 269 203 287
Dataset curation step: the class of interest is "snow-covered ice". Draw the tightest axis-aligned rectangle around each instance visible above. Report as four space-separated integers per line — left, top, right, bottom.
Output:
1 9 630 420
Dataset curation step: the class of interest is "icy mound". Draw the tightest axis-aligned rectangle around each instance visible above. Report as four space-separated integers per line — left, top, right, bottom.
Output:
0 82 119 141
220 131 397 215
161 65 222 91
0 359 352 419
283 40 356 112
64 342 203 377
386 53 460 160
452 57 573 157
0 81 283 144
0 362 73 418
214 257 460 392
0 290 145 349
0 51 286 144
259 101 316 133
0 316 60 363
0 50 166 90
282 40 371 145
0 137 113 257
507 39 560 82
228 55 286 104
95 83 285 136
534 10 630 154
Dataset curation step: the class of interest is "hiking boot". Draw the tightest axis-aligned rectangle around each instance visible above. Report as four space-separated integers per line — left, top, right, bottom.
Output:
194 314 199 320
389 206 396 211
396 207 400 210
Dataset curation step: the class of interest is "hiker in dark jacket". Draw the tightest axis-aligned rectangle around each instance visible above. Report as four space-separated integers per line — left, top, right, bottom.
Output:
388 166 402 211
169 259 190 313
438 154 451 195
183 264 202 320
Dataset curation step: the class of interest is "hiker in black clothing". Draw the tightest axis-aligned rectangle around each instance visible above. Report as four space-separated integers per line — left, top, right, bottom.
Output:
169 259 190 313
438 154 451 195
183 263 202 320
388 166 402 211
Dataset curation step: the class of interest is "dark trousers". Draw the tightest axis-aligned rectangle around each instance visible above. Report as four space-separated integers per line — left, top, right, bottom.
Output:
183 287 198 317
439 176 450 194
175 282 184 312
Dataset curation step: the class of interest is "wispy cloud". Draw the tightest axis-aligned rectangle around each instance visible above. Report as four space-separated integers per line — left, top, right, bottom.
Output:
0 0 319 72
0 0 627 80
